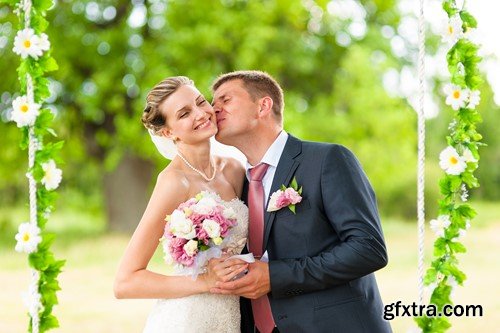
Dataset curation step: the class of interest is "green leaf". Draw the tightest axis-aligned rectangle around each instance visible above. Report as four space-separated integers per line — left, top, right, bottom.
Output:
33 0 54 12
449 176 462 192
460 11 478 30
448 240 466 254
290 177 298 190
31 15 49 33
288 204 296 214
39 314 60 331
433 238 447 257
455 204 476 219
424 267 437 285
46 128 58 137
41 56 59 73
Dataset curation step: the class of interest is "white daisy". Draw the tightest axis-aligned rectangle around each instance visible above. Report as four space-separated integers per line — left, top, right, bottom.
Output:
439 146 467 175
15 222 42 253
430 215 451 237
12 28 44 59
11 95 40 127
468 90 481 109
442 15 463 45
36 33 51 52
444 84 469 110
41 160 63 190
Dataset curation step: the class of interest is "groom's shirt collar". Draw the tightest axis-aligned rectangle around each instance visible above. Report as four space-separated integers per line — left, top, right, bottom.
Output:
245 130 288 205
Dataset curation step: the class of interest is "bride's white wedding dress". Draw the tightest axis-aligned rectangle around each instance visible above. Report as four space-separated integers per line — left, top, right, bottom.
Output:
143 195 249 333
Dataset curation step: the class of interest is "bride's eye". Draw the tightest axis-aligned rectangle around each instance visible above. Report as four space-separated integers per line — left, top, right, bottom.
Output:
180 112 188 118
198 100 207 106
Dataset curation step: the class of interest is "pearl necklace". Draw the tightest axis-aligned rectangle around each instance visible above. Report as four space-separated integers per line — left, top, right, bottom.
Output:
177 152 216 182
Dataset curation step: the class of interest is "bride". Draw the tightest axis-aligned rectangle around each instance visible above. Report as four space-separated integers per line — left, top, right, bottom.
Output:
114 76 250 332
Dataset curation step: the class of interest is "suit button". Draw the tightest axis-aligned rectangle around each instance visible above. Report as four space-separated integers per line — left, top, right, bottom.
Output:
277 315 288 320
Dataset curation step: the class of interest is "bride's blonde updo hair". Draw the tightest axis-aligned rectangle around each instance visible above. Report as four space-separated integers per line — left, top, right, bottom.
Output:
141 76 194 134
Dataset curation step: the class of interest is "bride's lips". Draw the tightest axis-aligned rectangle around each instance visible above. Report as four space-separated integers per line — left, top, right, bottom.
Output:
194 118 212 130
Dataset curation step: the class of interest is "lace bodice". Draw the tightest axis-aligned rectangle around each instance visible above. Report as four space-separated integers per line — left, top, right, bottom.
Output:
143 194 249 333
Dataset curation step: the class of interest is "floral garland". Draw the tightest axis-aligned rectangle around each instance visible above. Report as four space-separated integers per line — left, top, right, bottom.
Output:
8 0 65 332
416 1 483 332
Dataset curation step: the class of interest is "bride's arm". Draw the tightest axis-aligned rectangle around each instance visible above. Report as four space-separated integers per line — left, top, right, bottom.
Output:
113 169 215 299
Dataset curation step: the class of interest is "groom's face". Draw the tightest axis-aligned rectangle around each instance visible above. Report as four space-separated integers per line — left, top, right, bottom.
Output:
212 79 259 145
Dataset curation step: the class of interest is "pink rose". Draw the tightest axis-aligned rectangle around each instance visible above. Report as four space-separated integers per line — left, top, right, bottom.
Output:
284 188 302 205
168 238 195 266
276 193 292 208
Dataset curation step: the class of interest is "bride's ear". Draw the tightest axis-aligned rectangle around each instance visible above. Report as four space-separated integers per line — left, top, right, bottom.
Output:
161 128 178 141
258 96 273 118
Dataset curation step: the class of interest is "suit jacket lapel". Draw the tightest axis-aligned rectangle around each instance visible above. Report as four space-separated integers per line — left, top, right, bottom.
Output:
263 135 302 250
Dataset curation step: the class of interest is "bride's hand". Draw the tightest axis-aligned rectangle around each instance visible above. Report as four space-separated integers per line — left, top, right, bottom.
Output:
207 257 249 284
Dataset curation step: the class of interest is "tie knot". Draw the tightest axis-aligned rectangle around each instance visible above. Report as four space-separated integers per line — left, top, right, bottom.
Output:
249 163 269 182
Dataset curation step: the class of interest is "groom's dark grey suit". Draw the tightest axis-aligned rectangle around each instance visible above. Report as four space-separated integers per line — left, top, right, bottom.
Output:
241 134 391 333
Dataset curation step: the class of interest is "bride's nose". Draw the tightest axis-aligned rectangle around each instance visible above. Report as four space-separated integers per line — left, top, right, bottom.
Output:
194 106 209 120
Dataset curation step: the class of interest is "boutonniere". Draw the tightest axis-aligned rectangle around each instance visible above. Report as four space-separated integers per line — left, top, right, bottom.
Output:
267 177 303 214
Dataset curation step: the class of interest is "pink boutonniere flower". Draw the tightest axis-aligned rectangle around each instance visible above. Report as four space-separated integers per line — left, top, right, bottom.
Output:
267 177 303 214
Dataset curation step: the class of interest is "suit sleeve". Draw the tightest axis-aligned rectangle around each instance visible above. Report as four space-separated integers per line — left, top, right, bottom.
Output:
269 145 388 299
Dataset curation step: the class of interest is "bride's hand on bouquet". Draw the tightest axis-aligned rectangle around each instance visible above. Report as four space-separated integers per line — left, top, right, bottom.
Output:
207 257 249 284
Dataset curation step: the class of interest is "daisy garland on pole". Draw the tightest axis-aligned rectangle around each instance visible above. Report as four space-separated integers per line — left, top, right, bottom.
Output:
415 1 483 332
5 0 65 331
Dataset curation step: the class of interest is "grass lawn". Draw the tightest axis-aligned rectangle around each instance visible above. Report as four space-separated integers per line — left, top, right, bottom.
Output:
0 201 498 332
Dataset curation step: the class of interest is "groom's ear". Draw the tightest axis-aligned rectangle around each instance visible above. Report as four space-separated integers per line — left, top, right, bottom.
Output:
258 96 274 118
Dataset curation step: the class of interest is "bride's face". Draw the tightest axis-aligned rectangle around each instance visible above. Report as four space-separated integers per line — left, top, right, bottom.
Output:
159 85 217 144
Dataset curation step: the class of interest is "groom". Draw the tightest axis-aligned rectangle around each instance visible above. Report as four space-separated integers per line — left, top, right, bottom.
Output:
210 70 391 333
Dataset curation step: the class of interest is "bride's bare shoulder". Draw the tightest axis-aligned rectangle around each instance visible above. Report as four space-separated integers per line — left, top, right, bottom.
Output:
155 163 189 193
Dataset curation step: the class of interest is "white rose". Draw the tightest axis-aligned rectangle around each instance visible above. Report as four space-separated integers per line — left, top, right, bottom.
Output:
223 207 237 220
202 219 221 239
183 239 198 257
192 197 218 215
267 190 282 212
170 210 196 239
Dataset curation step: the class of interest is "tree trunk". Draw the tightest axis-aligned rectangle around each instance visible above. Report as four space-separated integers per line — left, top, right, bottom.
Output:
104 153 155 233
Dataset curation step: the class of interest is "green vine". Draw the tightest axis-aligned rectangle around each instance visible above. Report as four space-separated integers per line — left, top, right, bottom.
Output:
415 1 483 332
3 0 65 331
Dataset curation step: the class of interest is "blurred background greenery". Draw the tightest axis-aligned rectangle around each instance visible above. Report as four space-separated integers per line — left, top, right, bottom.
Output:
0 0 499 331
1 0 499 233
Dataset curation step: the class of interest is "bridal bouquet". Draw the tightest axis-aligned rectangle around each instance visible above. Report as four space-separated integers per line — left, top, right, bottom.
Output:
161 191 238 277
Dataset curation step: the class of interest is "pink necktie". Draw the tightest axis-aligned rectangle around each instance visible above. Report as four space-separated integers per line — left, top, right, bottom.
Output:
248 163 276 333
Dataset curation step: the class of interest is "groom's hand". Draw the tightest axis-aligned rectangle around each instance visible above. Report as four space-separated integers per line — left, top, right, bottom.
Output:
209 260 271 299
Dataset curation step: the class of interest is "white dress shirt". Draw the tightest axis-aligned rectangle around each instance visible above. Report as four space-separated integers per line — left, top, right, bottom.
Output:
245 130 288 261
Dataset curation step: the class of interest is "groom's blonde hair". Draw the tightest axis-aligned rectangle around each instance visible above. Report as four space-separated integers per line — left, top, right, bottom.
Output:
142 76 193 134
212 70 284 123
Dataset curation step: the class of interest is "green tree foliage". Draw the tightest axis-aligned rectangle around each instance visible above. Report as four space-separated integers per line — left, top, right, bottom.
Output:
1 0 497 229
